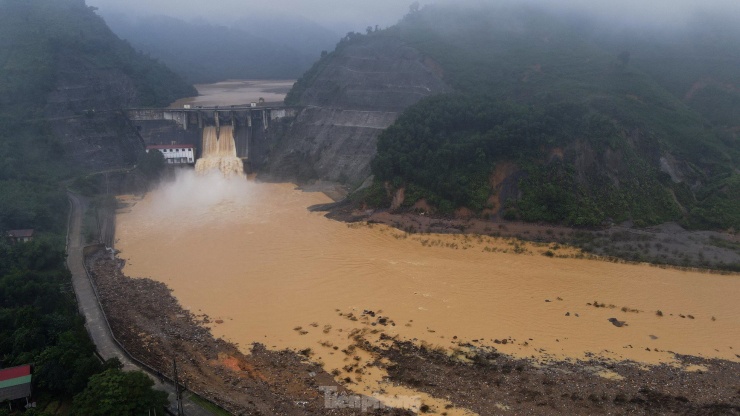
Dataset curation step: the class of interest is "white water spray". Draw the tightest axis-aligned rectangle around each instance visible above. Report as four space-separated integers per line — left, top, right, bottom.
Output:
195 126 244 177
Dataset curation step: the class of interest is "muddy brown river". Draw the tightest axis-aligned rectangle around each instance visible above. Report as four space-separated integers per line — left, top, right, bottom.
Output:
169 80 295 107
116 172 740 413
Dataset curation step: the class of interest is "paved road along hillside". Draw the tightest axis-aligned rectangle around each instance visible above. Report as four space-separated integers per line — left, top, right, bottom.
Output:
66 191 215 416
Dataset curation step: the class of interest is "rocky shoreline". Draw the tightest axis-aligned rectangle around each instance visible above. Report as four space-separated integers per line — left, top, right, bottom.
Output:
316 201 740 273
86 249 412 415
86 247 740 415
373 339 740 415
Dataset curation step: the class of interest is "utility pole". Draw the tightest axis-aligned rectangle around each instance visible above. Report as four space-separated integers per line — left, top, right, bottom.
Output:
173 359 184 416
95 207 102 245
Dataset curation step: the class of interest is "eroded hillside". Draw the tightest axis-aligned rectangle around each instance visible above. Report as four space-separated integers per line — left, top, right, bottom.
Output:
261 35 449 185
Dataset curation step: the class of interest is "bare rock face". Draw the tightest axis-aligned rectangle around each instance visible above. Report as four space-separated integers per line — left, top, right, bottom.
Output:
46 111 143 174
262 36 450 185
298 36 449 111
45 53 139 117
44 53 144 173
264 108 399 184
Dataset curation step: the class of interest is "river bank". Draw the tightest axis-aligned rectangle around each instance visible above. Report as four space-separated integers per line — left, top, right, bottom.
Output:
86 248 413 415
86 249 740 415
317 198 740 273
113 174 740 414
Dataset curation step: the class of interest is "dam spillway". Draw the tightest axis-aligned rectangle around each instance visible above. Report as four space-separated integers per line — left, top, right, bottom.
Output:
126 106 298 171
195 126 244 177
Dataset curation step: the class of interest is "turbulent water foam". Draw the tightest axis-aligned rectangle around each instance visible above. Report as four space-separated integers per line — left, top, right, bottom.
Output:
195 126 244 177
143 169 254 220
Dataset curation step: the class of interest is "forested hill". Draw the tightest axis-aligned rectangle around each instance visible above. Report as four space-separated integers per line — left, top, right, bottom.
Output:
0 0 195 232
305 4 740 230
0 0 194 120
0 0 190 409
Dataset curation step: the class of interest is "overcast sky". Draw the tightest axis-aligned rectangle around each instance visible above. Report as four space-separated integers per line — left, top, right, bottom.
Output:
86 0 740 33
86 0 410 33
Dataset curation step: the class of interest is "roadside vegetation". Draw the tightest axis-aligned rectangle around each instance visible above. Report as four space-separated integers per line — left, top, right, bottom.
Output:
0 240 151 414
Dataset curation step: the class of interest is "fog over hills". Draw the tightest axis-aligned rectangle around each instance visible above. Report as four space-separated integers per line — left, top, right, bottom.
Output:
90 0 740 84
86 0 408 34
100 12 339 83
231 15 341 57
86 0 740 33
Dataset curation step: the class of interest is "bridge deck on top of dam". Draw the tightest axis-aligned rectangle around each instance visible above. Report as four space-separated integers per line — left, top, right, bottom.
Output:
125 105 299 129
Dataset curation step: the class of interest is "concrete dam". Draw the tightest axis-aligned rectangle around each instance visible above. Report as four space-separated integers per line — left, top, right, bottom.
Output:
126 106 298 171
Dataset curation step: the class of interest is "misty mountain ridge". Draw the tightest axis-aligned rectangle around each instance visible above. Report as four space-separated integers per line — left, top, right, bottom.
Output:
281 4 740 231
100 12 339 83
231 15 340 58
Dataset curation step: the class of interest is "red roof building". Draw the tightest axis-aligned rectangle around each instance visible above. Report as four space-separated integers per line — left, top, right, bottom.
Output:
0 365 32 403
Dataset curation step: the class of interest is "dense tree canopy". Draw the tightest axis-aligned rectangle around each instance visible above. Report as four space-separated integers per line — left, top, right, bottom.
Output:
72 368 168 416
0 240 103 397
372 95 679 225
345 4 740 229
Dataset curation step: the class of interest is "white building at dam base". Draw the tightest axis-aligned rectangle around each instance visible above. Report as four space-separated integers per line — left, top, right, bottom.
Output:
146 144 195 164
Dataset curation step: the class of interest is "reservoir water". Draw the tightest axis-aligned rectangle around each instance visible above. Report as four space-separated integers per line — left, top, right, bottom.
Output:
120 81 740 412
116 172 740 405
169 79 295 107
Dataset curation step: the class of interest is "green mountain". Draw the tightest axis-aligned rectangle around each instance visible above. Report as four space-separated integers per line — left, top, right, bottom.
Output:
0 0 194 120
0 0 195 233
293 5 740 230
0 1 192 405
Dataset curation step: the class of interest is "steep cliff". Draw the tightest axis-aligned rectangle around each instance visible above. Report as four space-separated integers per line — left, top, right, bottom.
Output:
261 34 449 185
44 50 145 173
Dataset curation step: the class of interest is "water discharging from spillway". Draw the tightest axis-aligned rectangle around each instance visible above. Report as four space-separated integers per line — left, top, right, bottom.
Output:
194 126 244 177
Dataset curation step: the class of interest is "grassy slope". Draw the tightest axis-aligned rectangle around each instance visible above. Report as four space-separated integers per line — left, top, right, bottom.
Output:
358 5 739 229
